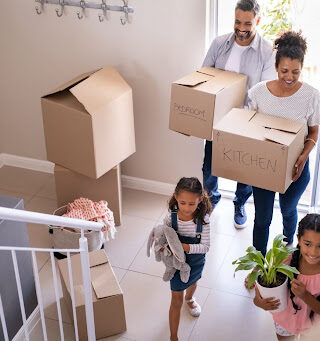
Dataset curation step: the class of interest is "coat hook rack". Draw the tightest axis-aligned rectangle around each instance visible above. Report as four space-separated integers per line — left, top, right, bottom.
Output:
34 0 134 24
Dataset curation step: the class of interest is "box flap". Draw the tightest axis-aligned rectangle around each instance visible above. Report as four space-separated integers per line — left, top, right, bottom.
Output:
89 249 109 268
196 79 225 94
174 72 212 87
250 113 303 133
44 69 98 97
91 273 119 299
69 66 131 116
90 262 122 299
197 66 224 77
264 128 293 146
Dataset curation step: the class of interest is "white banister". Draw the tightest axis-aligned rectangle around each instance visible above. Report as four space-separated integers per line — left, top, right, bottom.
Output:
67 252 79 341
31 251 48 341
0 246 82 253
0 295 9 341
0 206 100 341
79 237 96 341
50 252 65 340
11 250 29 341
0 207 104 231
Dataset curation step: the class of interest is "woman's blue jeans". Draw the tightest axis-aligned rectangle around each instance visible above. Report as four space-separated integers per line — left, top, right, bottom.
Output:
252 159 310 256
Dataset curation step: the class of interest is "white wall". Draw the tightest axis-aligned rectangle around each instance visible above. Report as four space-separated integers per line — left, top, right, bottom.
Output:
0 0 207 185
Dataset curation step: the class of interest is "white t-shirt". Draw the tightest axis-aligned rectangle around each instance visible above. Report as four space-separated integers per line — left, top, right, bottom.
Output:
224 42 248 73
248 81 320 135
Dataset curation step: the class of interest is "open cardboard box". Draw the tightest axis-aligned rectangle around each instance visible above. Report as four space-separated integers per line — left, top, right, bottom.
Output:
54 164 122 226
58 250 126 340
169 67 247 140
212 108 306 193
42 66 136 179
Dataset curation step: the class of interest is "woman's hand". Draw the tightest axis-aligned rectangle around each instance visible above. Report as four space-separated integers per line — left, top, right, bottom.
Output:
291 279 308 299
292 153 308 182
181 243 190 252
253 285 280 311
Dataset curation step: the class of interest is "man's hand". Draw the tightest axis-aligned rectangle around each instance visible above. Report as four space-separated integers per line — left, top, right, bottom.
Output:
181 243 190 253
291 279 308 299
293 153 308 182
253 285 280 311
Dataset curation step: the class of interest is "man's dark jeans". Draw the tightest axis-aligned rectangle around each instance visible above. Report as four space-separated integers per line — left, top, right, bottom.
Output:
202 140 252 206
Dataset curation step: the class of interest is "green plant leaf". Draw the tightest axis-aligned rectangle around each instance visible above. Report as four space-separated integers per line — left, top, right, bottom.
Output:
235 261 257 272
286 246 298 254
278 264 300 275
277 268 294 280
273 234 285 248
247 270 260 290
274 251 290 268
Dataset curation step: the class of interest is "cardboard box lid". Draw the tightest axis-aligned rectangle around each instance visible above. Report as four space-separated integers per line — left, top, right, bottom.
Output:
214 108 304 146
58 250 122 307
197 66 224 77
43 69 97 97
250 113 304 134
69 66 131 117
250 113 304 145
89 249 109 267
174 71 212 87
173 66 225 87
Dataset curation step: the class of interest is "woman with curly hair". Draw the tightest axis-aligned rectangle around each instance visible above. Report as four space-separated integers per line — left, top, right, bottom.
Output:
248 31 320 257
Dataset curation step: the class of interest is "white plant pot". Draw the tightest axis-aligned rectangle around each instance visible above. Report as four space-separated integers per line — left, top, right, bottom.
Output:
256 277 288 312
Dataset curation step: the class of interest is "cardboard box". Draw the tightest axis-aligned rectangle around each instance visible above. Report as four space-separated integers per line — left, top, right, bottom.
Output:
169 67 247 140
42 66 136 179
58 250 126 340
212 108 306 193
54 164 122 226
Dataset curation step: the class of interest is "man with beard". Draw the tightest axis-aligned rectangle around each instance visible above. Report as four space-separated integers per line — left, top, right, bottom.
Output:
202 0 277 229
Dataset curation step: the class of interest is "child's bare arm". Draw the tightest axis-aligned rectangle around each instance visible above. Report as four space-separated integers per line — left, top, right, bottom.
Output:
292 279 320 314
253 286 280 311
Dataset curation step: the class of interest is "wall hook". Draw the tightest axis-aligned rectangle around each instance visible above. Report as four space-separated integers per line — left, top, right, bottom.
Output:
56 0 65 17
99 0 107 22
77 0 86 20
120 0 129 25
35 6 42 14
35 0 44 14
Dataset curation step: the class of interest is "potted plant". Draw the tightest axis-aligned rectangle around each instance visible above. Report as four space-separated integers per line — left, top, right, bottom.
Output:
232 234 299 312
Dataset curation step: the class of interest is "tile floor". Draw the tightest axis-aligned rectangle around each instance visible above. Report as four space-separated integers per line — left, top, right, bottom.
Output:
0 166 310 341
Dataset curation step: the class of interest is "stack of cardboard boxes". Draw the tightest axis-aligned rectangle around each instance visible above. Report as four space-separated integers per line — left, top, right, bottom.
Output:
41 66 136 226
41 66 134 339
169 67 305 193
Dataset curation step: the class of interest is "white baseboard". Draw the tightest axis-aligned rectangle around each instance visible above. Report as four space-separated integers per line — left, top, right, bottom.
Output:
0 153 176 196
12 305 40 341
122 175 175 196
0 153 54 174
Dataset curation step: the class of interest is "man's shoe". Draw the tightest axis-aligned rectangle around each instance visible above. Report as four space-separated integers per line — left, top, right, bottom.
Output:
210 201 218 214
234 204 247 229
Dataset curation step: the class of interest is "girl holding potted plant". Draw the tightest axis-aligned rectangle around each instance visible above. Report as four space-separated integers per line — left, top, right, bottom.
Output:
248 30 320 257
254 214 320 340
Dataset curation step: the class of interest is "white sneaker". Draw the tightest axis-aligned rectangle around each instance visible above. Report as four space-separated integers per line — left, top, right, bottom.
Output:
185 297 201 317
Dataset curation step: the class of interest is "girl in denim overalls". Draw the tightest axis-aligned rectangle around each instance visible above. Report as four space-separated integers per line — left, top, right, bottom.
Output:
164 177 212 341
